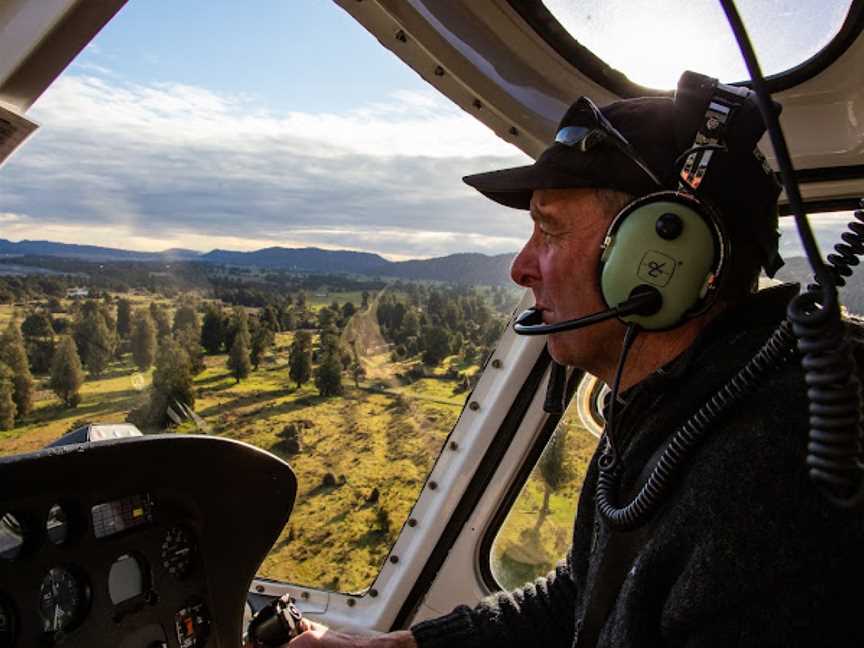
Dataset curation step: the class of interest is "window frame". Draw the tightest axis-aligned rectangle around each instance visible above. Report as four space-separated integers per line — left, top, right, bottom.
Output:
477 368 585 592
506 0 864 97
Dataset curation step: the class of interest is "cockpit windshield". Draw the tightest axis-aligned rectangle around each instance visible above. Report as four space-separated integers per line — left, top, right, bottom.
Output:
534 0 856 89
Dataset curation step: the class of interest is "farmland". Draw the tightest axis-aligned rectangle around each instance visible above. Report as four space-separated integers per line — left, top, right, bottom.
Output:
0 277 517 592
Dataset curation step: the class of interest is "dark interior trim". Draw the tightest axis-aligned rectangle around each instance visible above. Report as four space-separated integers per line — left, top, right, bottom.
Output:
781 198 863 216
391 348 552 630
507 0 864 98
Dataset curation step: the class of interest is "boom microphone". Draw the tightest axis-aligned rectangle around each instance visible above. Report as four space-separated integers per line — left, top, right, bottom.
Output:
513 286 662 336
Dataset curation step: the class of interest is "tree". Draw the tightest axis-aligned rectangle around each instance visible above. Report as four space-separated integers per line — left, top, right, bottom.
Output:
227 312 252 383
172 304 198 334
350 360 366 388
147 338 195 428
83 314 114 377
288 338 312 389
0 363 17 430
116 298 132 339
50 336 84 408
176 326 205 376
315 352 343 397
537 426 574 520
74 301 116 376
250 321 275 370
131 311 157 370
318 307 336 330
0 320 34 418
21 311 55 374
200 305 225 354
421 326 451 366
149 303 172 340
341 301 356 321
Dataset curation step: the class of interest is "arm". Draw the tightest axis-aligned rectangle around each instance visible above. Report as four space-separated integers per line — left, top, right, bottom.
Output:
286 559 577 648
410 558 578 648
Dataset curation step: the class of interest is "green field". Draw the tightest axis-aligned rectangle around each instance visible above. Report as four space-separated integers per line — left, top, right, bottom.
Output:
0 293 477 592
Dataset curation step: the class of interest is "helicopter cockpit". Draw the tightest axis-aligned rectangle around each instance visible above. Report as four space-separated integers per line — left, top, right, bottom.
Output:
0 1 863 646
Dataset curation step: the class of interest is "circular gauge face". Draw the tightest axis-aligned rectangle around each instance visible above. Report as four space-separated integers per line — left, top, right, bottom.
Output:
0 598 16 646
39 567 89 634
161 527 194 578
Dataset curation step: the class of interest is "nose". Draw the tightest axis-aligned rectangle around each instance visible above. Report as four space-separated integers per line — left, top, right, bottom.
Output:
510 236 540 288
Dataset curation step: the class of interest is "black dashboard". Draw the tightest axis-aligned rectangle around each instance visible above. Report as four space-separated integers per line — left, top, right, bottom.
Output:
0 435 296 647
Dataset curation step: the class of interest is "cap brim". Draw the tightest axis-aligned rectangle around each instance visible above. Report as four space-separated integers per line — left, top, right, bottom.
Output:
463 160 596 210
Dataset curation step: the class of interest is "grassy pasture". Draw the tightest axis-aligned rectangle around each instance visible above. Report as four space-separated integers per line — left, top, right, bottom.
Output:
0 295 471 592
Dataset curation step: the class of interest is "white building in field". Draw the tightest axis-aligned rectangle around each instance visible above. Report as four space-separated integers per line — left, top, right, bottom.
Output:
66 287 89 298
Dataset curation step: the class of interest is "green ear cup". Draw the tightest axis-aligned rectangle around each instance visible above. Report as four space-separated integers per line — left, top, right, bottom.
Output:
600 194 721 330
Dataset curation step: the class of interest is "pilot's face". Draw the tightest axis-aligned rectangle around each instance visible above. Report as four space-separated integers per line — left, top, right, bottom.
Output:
510 188 624 376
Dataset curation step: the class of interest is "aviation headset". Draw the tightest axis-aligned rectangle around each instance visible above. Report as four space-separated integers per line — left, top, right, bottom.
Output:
599 75 767 330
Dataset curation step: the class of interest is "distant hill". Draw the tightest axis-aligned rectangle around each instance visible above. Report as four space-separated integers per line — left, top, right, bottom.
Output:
383 252 515 285
774 255 864 315
0 238 517 285
0 238 201 262
198 246 390 274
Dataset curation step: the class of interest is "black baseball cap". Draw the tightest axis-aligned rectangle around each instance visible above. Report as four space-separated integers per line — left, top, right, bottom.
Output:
464 73 784 276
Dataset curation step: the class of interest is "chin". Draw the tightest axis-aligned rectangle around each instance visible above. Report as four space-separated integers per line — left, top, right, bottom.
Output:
546 337 574 367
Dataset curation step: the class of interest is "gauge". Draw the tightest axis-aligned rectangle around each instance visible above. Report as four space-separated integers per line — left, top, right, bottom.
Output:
161 527 194 578
39 567 89 635
175 600 210 648
46 504 69 545
0 513 24 560
0 597 16 647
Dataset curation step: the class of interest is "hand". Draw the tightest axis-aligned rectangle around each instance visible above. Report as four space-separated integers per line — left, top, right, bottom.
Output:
286 620 417 648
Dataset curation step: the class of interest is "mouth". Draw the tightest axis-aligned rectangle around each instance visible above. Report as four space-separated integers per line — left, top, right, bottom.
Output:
534 305 552 323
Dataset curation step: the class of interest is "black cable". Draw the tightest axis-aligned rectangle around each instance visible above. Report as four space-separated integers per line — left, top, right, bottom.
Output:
596 321 798 530
597 324 639 473
717 0 836 300
719 0 863 506
597 207 864 529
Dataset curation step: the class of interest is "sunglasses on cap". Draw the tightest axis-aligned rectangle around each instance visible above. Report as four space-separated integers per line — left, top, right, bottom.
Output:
554 96 664 189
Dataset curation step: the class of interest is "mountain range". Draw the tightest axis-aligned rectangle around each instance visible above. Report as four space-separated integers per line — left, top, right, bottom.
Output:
0 238 515 285
2 238 863 308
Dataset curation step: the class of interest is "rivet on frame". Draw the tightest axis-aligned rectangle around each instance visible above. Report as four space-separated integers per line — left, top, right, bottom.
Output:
491 358 502 369
347 598 356 607
434 66 446 77
390 555 400 564
449 441 459 451
509 126 519 136
469 401 480 411
395 30 407 43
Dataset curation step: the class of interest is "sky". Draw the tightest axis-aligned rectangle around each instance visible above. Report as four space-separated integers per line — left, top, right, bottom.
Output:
0 0 530 260
0 0 856 261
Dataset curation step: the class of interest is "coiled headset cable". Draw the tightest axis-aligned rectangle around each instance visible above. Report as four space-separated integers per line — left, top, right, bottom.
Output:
597 2 864 530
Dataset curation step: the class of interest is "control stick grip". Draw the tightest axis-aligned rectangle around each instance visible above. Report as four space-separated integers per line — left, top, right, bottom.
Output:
245 594 305 647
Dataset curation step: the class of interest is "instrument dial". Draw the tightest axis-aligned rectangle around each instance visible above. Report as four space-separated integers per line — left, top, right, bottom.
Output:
39 566 89 635
162 526 195 578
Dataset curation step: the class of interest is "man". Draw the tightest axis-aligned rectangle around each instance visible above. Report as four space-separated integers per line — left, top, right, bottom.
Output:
287 75 864 647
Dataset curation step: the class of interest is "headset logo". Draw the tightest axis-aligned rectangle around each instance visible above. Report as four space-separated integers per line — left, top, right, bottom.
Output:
638 251 677 287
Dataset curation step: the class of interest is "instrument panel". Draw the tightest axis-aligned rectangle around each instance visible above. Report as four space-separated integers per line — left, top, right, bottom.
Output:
0 435 296 648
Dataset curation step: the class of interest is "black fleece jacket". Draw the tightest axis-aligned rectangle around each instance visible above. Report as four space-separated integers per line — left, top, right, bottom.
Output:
411 285 864 647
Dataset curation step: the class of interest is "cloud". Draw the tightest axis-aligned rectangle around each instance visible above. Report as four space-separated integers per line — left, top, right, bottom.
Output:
0 74 532 259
